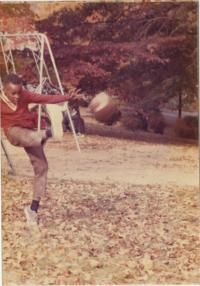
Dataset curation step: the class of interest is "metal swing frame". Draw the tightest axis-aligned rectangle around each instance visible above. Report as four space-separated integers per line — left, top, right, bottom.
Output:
0 32 81 174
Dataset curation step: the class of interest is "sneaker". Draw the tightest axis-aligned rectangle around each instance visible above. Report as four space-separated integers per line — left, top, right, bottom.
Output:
24 206 38 226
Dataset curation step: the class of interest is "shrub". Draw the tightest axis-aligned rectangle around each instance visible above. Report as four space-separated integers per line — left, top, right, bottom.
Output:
182 115 198 128
174 116 198 139
122 113 148 131
147 110 166 134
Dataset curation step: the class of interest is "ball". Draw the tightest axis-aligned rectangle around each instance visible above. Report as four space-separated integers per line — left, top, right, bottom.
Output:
89 92 118 123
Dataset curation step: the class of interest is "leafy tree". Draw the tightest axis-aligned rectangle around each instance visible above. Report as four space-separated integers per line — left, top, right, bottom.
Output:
0 3 35 31
0 3 34 18
16 2 200 112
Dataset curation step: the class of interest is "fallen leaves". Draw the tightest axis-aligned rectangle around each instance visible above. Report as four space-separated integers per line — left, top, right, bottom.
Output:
1 173 200 285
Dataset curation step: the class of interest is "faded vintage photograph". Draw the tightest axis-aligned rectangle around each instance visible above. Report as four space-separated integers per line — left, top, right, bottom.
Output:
0 1 199 285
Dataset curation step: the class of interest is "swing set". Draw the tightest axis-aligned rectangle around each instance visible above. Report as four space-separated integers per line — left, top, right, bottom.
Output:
0 32 81 175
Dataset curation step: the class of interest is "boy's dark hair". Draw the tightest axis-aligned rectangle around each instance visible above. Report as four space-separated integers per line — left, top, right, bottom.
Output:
4 73 23 85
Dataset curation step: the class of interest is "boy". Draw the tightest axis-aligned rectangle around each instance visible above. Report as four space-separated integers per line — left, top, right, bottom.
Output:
1 73 79 226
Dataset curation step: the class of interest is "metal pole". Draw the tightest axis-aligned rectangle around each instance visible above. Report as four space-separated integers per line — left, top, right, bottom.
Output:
43 34 81 152
37 35 45 131
0 35 16 74
0 33 44 37
1 139 16 175
31 35 52 84
0 76 3 92
9 48 16 73
0 37 9 73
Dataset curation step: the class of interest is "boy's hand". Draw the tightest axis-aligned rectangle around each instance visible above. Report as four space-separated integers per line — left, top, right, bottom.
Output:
67 88 87 102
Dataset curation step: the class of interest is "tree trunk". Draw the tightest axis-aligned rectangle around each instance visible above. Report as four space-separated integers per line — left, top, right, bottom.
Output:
178 90 182 119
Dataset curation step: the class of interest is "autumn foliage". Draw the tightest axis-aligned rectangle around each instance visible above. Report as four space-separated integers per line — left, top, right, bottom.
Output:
0 2 197 111
36 2 198 110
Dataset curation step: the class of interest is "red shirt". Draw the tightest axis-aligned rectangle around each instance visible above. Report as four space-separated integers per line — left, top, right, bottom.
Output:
1 89 70 135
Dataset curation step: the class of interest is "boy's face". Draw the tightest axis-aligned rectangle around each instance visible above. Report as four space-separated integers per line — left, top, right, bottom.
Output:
4 82 22 105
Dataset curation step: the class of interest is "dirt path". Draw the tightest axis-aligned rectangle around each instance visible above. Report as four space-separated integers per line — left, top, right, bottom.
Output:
2 120 198 187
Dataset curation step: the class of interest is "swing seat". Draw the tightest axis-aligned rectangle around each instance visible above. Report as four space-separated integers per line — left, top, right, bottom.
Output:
45 104 64 140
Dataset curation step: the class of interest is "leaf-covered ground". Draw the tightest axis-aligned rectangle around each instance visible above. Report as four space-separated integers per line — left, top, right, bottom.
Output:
2 176 200 285
1 122 199 285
